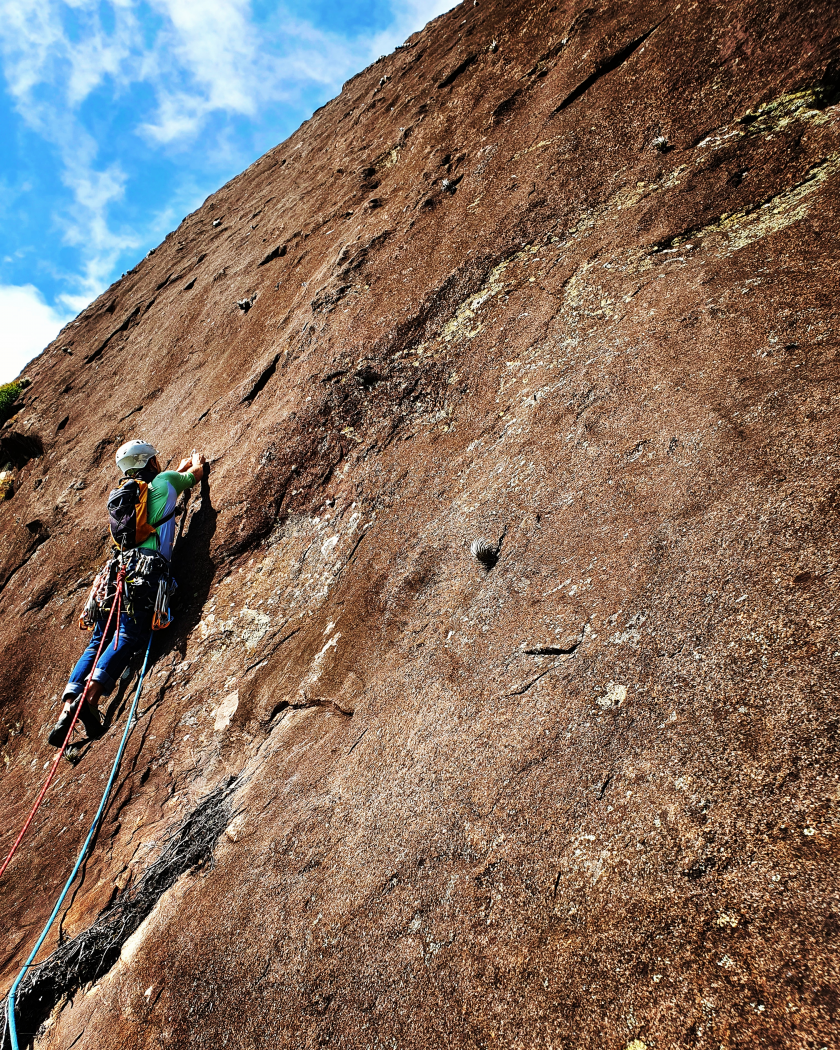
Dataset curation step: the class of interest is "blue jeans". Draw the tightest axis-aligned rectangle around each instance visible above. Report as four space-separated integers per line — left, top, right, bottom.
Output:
65 607 152 699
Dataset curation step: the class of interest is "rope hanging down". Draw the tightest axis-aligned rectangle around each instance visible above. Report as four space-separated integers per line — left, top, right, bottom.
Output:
0 567 126 883
5 631 154 1050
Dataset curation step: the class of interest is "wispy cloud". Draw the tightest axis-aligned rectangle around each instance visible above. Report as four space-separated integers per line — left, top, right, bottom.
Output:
0 0 456 333
138 0 456 145
140 0 263 141
58 154 139 311
0 1 138 106
0 1 143 309
0 283 72 382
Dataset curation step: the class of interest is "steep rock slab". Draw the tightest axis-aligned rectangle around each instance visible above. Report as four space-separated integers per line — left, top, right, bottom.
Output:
1 0 839 1047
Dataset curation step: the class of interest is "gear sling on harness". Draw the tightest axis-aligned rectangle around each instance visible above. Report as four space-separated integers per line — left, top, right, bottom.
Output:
80 551 175 636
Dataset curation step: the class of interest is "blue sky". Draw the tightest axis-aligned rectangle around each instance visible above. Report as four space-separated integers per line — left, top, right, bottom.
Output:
0 0 456 383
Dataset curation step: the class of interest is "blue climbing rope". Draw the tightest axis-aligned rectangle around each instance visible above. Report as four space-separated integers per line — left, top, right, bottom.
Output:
6 632 154 1050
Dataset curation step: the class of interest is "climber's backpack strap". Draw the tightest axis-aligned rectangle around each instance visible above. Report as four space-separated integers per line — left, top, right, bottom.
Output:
108 478 175 551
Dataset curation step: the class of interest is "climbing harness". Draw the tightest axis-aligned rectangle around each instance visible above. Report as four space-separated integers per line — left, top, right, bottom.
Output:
4 632 154 1050
79 549 175 636
0 566 127 883
125 550 176 630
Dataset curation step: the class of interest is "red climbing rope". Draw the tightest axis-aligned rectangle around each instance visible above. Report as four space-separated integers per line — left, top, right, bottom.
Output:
0 568 126 882
111 572 123 653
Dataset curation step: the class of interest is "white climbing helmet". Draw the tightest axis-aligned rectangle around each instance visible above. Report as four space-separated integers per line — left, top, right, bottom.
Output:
115 439 158 475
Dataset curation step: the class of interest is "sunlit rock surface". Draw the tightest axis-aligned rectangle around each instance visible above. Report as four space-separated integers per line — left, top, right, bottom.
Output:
2 1 839 1046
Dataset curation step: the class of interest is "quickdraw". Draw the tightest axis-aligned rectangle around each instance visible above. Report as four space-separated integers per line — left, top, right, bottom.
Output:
79 562 113 631
152 577 173 630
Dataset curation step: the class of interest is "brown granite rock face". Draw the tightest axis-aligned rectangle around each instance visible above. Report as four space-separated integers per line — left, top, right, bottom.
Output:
2 1 839 1047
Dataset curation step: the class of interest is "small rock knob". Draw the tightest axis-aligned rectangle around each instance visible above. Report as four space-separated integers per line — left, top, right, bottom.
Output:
470 538 498 569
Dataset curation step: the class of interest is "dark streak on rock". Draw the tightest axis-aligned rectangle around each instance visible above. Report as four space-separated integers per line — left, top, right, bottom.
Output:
241 354 281 404
348 727 369 754
552 22 663 115
437 53 478 89
7 780 237 1047
258 244 287 266
85 302 146 364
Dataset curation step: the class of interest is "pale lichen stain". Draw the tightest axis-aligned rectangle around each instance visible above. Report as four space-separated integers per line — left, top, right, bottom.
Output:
671 152 840 254
597 681 627 708
213 692 239 733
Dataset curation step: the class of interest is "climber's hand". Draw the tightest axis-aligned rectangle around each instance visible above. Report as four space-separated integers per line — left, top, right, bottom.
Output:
184 449 207 482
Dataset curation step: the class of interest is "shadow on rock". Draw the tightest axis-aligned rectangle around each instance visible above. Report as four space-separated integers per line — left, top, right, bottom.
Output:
168 470 217 661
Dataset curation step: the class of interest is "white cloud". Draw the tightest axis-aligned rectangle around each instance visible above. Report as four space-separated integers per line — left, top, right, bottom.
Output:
137 3 380 145
0 0 458 346
0 284 72 383
0 1 142 309
58 148 140 303
0 1 138 111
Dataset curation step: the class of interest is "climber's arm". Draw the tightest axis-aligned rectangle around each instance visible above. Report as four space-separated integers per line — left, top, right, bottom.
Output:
175 451 207 484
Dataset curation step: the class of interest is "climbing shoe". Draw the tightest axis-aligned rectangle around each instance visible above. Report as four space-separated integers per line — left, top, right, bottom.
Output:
78 701 104 740
47 707 74 748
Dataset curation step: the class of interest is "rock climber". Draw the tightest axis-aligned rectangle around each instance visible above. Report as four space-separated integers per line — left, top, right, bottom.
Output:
48 440 206 747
